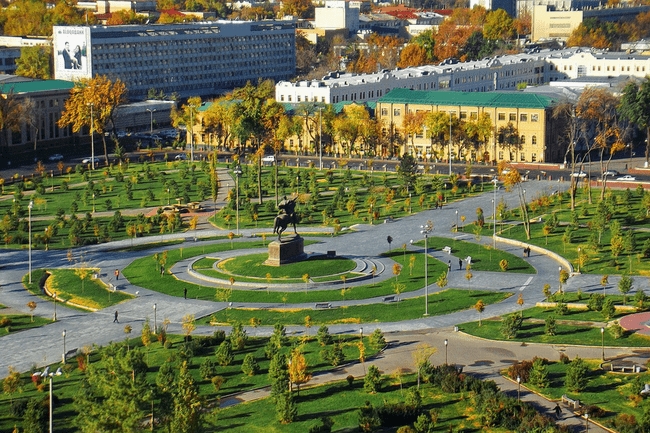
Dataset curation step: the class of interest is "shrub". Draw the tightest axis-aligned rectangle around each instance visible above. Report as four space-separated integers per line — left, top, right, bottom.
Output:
610 322 625 339
565 356 589 392
358 401 380 432
555 302 569 316
369 328 386 349
320 343 343 366
364 365 382 394
346 375 355 387
211 375 225 392
405 387 422 410
544 316 556 336
587 293 604 312
528 358 549 388
317 325 332 346
276 391 297 424
211 330 226 345
0 317 12 327
199 358 217 379
229 322 247 350
500 313 523 339
308 417 334 433
241 353 260 376
559 353 570 364
507 360 533 383
215 341 233 366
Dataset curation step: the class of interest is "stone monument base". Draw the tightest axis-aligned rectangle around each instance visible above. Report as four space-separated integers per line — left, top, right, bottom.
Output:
265 235 305 266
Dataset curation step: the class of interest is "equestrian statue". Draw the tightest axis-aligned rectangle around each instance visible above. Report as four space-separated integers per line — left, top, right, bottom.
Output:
273 197 298 241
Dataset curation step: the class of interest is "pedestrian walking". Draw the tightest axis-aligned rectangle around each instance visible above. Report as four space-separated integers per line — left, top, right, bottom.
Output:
184 287 187 299
114 269 119 280
161 265 165 277
447 260 451 272
458 258 463 270
113 310 119 323
554 403 562 420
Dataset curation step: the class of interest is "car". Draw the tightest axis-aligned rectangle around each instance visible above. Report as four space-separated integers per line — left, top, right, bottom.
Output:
617 175 636 181
174 153 187 160
261 155 276 163
48 154 64 162
82 157 101 164
570 171 588 178
602 169 619 177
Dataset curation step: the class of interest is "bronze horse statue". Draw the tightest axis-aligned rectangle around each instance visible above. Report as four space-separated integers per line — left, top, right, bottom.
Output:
273 198 298 241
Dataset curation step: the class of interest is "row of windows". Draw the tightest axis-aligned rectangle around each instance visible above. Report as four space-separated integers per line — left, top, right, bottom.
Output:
563 64 648 72
384 108 541 123
95 34 291 51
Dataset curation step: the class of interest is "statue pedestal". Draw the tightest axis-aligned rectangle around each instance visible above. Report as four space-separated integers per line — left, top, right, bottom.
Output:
265 235 305 266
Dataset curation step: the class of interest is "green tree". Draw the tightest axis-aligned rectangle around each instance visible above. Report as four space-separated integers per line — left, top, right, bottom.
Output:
215 341 233 366
276 391 297 424
74 345 151 432
229 321 248 350
619 275 633 305
23 397 47 433
397 153 418 193
364 365 382 393
170 361 204 433
268 352 289 400
601 298 616 320
500 312 522 339
619 79 650 167
15 46 51 79
242 353 260 376
483 9 514 40
528 358 549 388
565 356 589 392
544 316 556 336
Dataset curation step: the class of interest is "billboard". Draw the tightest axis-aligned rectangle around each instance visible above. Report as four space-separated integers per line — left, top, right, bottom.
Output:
53 26 92 81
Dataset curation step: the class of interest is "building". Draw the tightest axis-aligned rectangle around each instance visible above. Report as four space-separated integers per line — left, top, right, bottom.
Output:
0 79 79 165
113 100 176 132
52 21 296 101
314 1 360 32
543 47 650 79
531 3 650 42
376 88 564 163
276 50 562 105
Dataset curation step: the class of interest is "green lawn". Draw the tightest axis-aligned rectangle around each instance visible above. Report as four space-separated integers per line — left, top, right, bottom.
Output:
44 269 134 310
198 289 512 326
414 236 535 273
0 314 52 336
516 358 650 430
218 253 357 279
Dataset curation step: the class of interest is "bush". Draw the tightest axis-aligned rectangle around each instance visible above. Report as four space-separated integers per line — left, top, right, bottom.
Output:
276 391 297 424
507 360 533 383
199 358 217 379
215 341 233 366
211 330 226 345
405 387 422 410
317 325 332 346
163 340 172 350
555 302 569 316
308 417 334 433
211 375 225 392
500 313 522 339
241 353 260 376
369 328 386 349
559 353 570 364
544 316 556 336
229 322 247 350
587 293 604 312
346 375 355 387
10 399 28 417
364 365 382 394
565 356 589 392
320 343 343 366
358 401 380 432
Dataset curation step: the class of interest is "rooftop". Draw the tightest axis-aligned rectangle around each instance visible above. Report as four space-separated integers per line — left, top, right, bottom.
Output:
378 88 556 109
0 79 74 95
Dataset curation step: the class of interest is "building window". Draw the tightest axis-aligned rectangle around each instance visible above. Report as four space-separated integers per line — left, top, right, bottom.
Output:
531 135 537 145
288 95 292 102
509 113 516 121
520 135 525 144
531 113 539 122
381 108 388 116
470 112 478 120
393 108 401 116
297 96 301 102
460 111 467 119
531 153 537 162
498 112 505 121
499 151 504 160
520 114 527 122
520 153 525 161
280 95 285 101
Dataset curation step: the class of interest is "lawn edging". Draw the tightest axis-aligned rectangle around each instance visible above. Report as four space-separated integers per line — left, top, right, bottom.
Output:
43 271 97 312
536 302 637 312
494 234 573 273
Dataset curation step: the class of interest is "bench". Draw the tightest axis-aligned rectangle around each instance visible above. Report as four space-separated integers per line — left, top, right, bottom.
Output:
315 302 332 309
561 394 580 410
442 246 452 254
383 296 396 303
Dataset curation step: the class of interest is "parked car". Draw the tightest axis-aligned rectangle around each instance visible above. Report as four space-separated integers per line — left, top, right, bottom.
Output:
261 155 276 163
617 175 636 181
602 169 619 177
48 154 64 162
570 171 588 178
174 153 187 160
82 157 101 164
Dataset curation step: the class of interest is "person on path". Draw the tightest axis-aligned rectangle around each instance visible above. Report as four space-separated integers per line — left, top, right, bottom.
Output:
184 287 187 300
458 258 463 270
554 403 562 420
447 260 451 273
161 265 165 277
115 269 119 280
113 311 119 323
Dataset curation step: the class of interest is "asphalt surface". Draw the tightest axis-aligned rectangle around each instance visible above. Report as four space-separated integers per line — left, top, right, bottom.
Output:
0 169 646 432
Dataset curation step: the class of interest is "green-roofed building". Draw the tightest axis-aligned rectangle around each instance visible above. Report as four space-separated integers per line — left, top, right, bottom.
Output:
376 89 567 163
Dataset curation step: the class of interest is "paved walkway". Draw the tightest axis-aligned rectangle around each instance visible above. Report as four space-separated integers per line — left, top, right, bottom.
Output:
0 174 646 432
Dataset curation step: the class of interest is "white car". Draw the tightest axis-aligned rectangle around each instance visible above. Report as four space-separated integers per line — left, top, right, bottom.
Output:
82 157 101 164
174 153 187 160
617 175 636 181
261 155 276 163
602 169 619 177
48 154 64 162
570 171 588 178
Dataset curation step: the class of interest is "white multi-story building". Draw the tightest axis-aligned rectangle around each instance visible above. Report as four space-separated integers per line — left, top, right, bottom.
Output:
276 47 650 106
53 21 296 101
276 51 560 104
314 1 360 32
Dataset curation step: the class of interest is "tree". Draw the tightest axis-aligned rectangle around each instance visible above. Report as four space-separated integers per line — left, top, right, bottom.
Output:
182 314 196 342
58 76 127 165
528 358 549 388
0 90 22 154
601 298 616 320
27 301 37 322
401 111 427 156
475 300 485 326
545 315 556 336
565 356 589 392
215 341 233 366
170 361 204 433
411 343 436 389
397 43 430 68
74 344 151 432
397 153 418 193
276 391 297 423
500 312 523 339
619 79 650 167
483 9 514 41
619 275 633 305
364 365 382 393
3 366 22 405
289 347 311 395
23 397 47 433
242 353 260 376
502 168 530 239
15 46 51 79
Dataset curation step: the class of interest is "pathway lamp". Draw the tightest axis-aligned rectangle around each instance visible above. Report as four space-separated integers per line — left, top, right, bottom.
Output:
577 247 581 273
516 376 521 401
444 338 448 365
601 327 605 360
491 177 498 247
92 193 95 213
87 102 95 170
455 210 458 232
420 220 433 315
28 200 33 283
234 165 242 235
585 413 589 433
189 104 197 163
53 293 57 321
32 366 62 433
62 330 67 364
153 303 157 334
319 106 323 170
146 108 156 134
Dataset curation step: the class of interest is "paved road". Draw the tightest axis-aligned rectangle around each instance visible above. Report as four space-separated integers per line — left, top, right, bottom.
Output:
0 173 644 432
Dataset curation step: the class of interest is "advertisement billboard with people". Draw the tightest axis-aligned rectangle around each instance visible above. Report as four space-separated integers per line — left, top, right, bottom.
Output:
53 26 92 80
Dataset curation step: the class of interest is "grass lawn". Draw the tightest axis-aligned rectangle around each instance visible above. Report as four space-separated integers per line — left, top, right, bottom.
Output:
45 269 134 310
0 314 52 336
198 289 512 326
488 186 650 276
0 332 384 432
123 243 450 303
414 236 535 274
218 253 357 279
459 314 650 347
516 358 649 430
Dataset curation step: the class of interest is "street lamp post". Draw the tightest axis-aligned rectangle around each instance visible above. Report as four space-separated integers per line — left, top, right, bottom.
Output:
409 192 412 213
517 376 521 401
455 210 458 232
578 247 581 273
28 200 33 283
234 165 242 235
360 327 365 373
601 327 605 360
585 413 589 433
492 177 498 248
33 367 62 433
153 303 157 334
420 220 433 315
444 338 448 365
370 203 374 225
189 104 197 163
167 187 170 205
448 112 453 176
87 103 95 170
319 106 323 170
53 293 57 321
62 330 67 364
146 108 156 134
92 193 95 213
